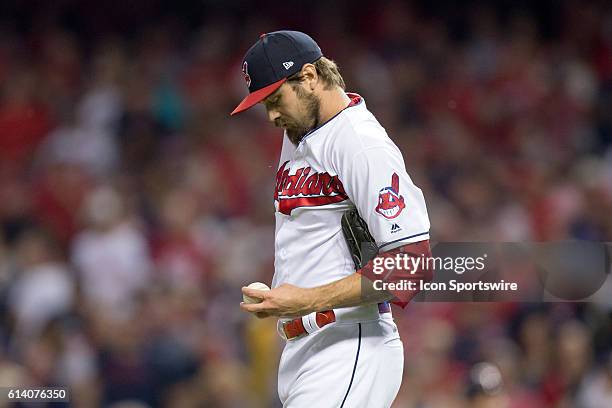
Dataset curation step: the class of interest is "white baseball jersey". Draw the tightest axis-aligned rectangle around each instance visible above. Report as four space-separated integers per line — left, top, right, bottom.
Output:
272 93 430 290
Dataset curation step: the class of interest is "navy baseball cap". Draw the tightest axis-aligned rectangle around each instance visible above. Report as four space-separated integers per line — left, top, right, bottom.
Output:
230 30 323 115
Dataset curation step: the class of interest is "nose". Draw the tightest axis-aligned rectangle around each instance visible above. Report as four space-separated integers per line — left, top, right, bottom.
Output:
267 108 281 123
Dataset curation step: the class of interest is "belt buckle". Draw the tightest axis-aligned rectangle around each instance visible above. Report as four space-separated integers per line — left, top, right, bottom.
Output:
277 319 306 342
277 319 289 340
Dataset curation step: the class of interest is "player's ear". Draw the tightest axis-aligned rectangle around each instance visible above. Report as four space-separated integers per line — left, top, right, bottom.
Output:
300 64 318 91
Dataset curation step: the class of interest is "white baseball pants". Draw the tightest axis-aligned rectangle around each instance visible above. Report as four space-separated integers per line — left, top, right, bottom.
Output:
277 312 404 408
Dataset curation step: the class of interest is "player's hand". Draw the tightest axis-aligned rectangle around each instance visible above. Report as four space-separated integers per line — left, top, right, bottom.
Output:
240 284 315 318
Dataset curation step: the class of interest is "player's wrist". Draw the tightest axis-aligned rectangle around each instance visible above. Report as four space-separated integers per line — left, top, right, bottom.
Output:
303 286 324 314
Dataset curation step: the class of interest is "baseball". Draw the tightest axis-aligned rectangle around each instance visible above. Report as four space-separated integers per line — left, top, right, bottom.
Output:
243 282 270 304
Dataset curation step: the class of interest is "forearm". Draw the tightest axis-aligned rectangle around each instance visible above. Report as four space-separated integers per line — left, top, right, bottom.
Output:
306 273 393 311
307 239 433 312
240 240 432 318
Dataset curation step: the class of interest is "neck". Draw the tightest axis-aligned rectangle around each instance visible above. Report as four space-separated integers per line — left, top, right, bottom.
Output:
317 87 351 125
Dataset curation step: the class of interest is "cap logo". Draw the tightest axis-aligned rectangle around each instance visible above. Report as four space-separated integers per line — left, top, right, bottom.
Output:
283 61 294 70
242 61 251 88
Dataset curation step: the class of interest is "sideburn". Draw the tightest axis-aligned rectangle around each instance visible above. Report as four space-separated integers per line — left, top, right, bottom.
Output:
287 84 321 145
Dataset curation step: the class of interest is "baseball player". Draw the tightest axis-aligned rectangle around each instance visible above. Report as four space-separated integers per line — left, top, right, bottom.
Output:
231 31 431 408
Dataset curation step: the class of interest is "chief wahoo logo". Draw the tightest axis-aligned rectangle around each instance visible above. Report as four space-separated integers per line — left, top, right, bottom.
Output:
242 61 251 88
375 173 406 219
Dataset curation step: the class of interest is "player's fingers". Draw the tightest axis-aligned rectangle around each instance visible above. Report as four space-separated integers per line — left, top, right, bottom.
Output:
240 302 255 312
240 301 268 313
242 300 280 319
241 287 268 299
240 302 270 318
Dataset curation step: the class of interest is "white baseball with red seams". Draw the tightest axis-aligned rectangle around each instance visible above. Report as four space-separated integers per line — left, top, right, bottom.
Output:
243 282 270 304
272 93 430 407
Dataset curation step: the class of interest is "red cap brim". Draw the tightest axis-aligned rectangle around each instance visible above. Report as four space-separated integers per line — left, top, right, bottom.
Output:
230 78 287 115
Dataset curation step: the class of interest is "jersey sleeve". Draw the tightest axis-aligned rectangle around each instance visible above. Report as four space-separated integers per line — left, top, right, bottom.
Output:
337 143 430 252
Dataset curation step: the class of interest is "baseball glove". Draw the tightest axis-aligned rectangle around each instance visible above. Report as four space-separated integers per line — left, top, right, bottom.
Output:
341 208 379 270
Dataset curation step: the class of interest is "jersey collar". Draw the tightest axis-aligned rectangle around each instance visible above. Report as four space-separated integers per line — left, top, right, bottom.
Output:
297 92 364 146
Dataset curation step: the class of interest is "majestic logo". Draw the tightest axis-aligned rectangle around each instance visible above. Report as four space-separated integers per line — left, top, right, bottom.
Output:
375 173 406 219
391 223 401 233
242 61 251 88
275 161 348 215
283 61 294 70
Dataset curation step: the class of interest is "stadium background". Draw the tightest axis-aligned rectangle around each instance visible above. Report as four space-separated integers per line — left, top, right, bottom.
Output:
0 0 611 406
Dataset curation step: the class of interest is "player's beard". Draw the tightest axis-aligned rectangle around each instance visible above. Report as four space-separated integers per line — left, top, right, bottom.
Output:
277 88 321 145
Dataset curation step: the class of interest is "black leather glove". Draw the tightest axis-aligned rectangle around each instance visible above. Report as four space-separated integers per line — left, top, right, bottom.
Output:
341 208 379 270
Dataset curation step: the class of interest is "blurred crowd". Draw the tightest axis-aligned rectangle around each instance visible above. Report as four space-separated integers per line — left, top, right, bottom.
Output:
0 0 611 407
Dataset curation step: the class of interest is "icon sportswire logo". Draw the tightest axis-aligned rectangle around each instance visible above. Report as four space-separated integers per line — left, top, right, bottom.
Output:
274 161 348 215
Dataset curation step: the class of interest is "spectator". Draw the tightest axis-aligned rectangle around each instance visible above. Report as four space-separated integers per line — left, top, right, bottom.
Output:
72 186 152 321
8 228 74 341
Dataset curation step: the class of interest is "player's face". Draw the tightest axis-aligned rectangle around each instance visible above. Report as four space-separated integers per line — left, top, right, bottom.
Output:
262 82 321 145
